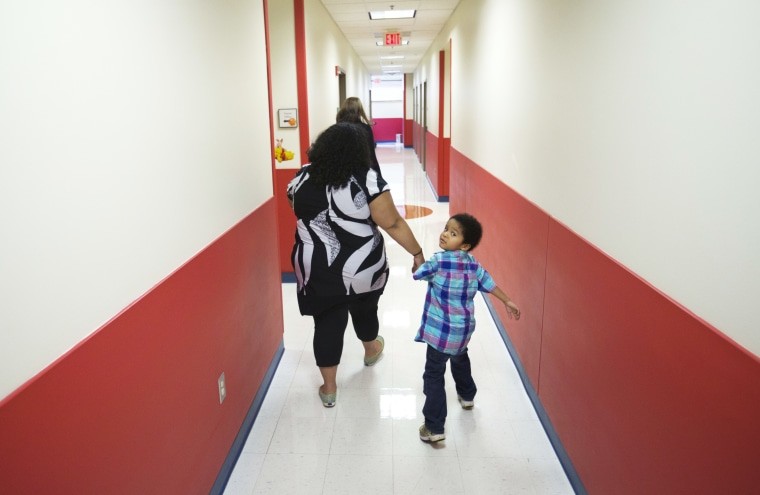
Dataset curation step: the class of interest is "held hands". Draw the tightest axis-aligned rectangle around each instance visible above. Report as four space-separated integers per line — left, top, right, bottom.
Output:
412 252 425 272
504 300 521 320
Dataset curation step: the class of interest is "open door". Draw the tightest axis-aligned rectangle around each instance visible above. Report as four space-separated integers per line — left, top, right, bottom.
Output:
336 65 346 109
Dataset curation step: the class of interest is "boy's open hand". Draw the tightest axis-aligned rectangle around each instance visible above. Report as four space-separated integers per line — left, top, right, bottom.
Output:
505 300 521 320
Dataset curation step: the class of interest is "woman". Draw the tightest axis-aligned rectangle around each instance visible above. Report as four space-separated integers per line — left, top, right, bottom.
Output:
336 96 381 175
287 122 424 407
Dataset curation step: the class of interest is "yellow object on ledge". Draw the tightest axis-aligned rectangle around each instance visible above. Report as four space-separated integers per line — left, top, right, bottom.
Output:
274 138 294 162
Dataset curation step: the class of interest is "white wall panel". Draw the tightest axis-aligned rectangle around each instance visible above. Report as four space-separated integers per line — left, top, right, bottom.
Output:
427 0 760 355
0 0 274 397
305 0 371 143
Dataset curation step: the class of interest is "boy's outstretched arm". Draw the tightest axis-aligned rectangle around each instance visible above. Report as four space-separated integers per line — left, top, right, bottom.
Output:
490 286 521 320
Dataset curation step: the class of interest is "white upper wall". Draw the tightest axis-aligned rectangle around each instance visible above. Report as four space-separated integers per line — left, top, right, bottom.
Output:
371 78 403 119
412 55 441 135
427 0 760 355
304 0 371 143
0 1 274 397
270 0 301 168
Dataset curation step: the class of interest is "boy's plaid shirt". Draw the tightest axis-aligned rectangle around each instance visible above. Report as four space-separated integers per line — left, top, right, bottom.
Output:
413 250 496 355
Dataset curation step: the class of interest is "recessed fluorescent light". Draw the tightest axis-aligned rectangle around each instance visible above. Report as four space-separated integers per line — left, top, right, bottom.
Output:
369 9 416 20
380 55 404 60
376 40 409 46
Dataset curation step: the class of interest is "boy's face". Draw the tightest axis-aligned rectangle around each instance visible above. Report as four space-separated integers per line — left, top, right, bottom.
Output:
439 218 471 252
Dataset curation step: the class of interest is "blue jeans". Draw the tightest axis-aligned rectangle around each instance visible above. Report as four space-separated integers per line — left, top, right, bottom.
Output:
422 345 477 434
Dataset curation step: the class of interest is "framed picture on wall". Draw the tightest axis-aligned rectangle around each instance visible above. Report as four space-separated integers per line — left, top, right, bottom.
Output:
278 108 298 128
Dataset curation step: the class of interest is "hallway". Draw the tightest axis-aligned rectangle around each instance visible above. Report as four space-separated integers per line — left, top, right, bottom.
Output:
222 145 574 494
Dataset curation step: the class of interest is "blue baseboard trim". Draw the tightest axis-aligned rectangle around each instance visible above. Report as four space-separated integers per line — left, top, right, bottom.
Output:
281 272 296 283
482 297 587 495
424 174 449 204
210 341 285 495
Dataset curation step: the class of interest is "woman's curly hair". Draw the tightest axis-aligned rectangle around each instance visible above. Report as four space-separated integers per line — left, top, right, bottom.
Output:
307 122 372 188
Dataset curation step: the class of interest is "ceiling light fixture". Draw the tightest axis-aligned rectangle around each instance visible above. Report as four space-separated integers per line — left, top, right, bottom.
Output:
380 55 405 60
369 9 416 20
376 40 409 46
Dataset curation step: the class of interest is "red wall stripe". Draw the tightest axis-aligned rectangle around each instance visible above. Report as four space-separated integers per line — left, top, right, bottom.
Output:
438 50 446 197
423 130 449 200
276 168 297 272
461 160 548 386
425 130 439 196
0 200 284 494
450 147 760 494
449 147 467 214
437 50 449 198
441 137 450 196
542 218 760 493
294 0 310 165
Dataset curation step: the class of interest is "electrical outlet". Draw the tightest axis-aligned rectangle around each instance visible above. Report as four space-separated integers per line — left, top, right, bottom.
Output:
218 372 227 404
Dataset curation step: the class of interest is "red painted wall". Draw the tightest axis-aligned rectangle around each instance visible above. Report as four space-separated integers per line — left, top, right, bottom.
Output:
404 119 413 147
459 159 547 386
423 131 450 199
450 148 760 494
413 121 422 156
440 137 450 198
275 168 298 273
425 130 439 196
0 200 284 494
294 0 310 165
371 118 403 142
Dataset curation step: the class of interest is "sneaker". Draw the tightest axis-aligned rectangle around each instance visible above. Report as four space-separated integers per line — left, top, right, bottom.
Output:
419 424 445 442
457 395 474 410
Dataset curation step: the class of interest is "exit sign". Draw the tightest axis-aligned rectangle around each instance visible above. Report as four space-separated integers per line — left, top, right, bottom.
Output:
385 32 401 46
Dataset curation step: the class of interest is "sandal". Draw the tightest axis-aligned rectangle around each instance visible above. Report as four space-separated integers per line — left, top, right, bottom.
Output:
318 387 336 408
363 335 385 366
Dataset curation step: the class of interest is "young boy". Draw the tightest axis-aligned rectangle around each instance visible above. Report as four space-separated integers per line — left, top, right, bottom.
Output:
413 213 521 442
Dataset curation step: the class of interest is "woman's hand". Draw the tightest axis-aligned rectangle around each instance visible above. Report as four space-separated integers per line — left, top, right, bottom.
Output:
412 252 425 272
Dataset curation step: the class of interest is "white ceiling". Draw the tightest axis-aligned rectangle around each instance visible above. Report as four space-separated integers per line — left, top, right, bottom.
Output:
319 0 461 76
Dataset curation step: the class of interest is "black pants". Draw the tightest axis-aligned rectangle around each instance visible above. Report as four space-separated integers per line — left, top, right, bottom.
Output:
422 345 477 434
312 291 382 367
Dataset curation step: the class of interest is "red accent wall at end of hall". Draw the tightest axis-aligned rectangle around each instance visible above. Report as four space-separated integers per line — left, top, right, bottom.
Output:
0 200 284 494
371 118 403 142
450 147 760 494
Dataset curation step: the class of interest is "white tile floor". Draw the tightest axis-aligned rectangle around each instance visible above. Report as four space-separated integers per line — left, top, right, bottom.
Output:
223 144 575 495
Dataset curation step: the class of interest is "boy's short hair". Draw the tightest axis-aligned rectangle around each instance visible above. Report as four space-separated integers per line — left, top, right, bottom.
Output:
451 213 483 250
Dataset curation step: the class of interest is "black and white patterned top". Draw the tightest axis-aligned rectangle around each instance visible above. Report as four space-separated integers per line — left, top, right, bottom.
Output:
287 164 390 315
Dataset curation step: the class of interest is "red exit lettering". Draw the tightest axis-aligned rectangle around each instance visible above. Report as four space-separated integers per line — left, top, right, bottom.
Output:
384 32 401 46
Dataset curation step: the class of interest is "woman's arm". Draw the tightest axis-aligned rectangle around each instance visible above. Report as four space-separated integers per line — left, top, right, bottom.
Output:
369 191 425 270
